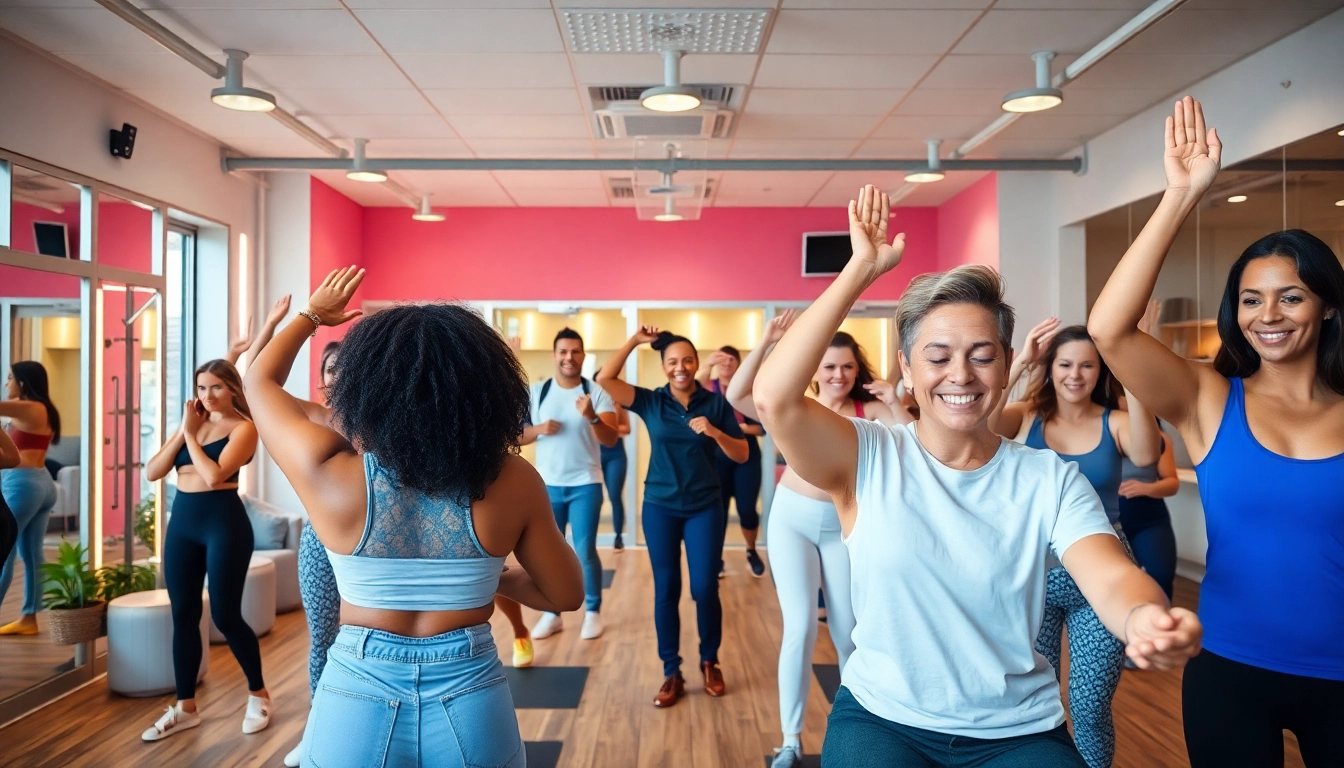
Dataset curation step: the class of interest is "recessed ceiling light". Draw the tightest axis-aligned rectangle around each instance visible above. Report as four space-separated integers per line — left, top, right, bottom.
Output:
1335 199 1344 206
1338 129 1344 136
1002 51 1063 113
346 138 387 183
641 50 701 113
654 197 684 222
211 50 276 113
412 194 444 222
1227 194 1248 203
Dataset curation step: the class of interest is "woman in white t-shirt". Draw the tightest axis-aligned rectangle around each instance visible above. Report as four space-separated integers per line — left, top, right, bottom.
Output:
752 185 1203 768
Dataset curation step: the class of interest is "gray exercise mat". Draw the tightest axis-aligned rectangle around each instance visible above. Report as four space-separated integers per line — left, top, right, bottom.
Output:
812 663 841 705
525 741 564 768
505 666 589 709
602 569 615 589
763 753 823 768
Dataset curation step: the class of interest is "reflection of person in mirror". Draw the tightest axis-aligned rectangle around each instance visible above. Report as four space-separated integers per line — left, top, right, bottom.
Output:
0 361 61 637
0 429 22 580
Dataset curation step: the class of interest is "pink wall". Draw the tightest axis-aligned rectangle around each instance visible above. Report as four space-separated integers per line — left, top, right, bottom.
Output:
358 206 939 304
0 264 81 298
936 174 999 271
10 201 81 258
309 178 365 399
97 200 154 272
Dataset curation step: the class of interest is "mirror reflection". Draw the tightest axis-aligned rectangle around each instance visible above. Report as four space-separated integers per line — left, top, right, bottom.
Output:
8 167 82 260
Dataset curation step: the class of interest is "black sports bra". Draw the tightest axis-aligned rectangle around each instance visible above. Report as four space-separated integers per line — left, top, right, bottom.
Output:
175 436 250 484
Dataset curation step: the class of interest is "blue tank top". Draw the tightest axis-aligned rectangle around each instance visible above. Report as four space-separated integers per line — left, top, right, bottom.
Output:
175 436 246 483
1194 378 1344 680
1025 409 1122 524
325 453 505 612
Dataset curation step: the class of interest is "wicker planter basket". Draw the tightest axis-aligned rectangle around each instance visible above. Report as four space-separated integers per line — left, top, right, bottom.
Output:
47 601 106 645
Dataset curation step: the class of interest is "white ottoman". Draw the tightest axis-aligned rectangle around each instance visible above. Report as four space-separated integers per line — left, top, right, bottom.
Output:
106 589 209 697
210 555 276 643
255 549 300 613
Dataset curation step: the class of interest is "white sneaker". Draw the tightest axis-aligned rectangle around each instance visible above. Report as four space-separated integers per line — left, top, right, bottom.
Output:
771 745 802 768
283 745 301 767
141 703 201 742
532 612 563 640
242 695 272 734
580 611 603 640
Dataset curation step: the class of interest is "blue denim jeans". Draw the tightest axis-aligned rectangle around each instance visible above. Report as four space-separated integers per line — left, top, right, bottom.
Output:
547 483 603 612
302 624 523 768
823 687 1086 767
0 467 57 616
600 441 627 537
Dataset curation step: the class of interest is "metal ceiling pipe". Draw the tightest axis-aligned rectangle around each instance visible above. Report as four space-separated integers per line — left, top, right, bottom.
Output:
223 157 1083 173
951 0 1189 160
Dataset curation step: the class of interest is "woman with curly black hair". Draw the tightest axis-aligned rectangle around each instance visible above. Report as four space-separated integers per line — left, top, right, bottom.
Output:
245 267 582 768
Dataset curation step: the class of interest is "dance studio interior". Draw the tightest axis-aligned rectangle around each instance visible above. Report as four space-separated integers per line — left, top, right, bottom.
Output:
1 1 1341 767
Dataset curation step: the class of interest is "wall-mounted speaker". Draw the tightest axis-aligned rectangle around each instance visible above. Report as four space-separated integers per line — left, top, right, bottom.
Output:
109 123 137 159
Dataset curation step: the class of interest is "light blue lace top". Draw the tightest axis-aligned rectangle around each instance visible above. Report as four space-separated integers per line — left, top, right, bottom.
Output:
325 452 505 611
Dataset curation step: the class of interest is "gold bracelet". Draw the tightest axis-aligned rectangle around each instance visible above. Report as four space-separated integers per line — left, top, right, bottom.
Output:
297 310 321 337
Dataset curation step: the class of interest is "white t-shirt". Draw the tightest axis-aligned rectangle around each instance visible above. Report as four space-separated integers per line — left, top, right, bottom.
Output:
844 419 1116 739
529 378 615 488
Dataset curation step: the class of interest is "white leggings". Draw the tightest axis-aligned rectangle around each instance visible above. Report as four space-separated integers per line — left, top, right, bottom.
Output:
766 484 856 739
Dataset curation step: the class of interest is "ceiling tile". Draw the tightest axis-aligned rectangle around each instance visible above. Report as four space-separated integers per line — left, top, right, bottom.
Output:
992 0 1151 8
126 88 228 116
1062 53 1240 91
219 134 333 158
744 89 906 116
347 0 547 7
1048 88 1165 117
734 114 883 140
783 0 989 7
393 53 575 89
321 114 457 139
246 55 409 89
894 88 1004 116
423 89 584 116
132 1 342 7
1116 7 1332 55
571 54 759 86
559 0 774 7
596 140 732 159
754 55 938 90
145 9 382 55
284 89 435 116
851 139 931 158
920 54 1080 90
493 171 604 190
952 10 1139 55
352 9 565 53
870 114 989 140
57 53 220 90
176 109 306 139
308 171 411 206
728 139 862 158
0 8 171 54
389 169 507 189
990 112 1122 142
361 138 472 157
509 188 609 207
449 115 591 139
465 139 596 158
767 10 982 54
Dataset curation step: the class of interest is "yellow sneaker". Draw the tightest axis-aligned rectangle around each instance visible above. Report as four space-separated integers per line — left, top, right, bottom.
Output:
513 637 534 668
0 620 38 636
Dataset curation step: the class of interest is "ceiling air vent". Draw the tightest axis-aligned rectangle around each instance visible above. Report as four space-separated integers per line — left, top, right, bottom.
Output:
595 103 734 139
607 177 717 200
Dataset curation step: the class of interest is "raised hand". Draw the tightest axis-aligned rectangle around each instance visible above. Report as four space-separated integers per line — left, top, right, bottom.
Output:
265 295 293 327
632 325 660 346
226 316 254 362
1125 603 1202 671
848 184 905 275
182 399 205 435
863 380 898 408
763 309 796 346
706 350 731 369
308 266 365 327
1164 96 1221 200
1018 317 1062 369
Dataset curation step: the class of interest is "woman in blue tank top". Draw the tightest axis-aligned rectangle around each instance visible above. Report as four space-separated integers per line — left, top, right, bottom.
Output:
245 267 584 768
992 324 1161 768
1092 97 1344 768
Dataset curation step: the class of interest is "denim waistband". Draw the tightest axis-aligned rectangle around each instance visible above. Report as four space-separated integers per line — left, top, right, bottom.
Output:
331 623 495 663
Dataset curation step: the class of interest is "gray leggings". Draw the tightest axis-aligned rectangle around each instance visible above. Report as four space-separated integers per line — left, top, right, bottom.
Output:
298 522 341 699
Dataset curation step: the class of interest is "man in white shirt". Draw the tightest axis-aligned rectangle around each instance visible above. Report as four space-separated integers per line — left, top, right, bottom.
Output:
521 328 620 640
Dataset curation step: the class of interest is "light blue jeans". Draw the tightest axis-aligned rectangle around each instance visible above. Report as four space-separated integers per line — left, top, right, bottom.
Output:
302 623 524 768
547 483 603 612
0 468 57 616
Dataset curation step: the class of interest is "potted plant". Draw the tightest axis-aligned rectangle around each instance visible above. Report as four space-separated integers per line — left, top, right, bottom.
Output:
133 497 156 552
39 542 104 645
95 562 157 635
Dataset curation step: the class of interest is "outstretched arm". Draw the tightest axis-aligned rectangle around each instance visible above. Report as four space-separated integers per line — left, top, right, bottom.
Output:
725 310 796 421
1089 97 1228 447
755 185 905 498
595 327 659 407
989 317 1060 437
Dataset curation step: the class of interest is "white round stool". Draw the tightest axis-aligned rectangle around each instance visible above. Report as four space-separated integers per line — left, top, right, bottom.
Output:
210 555 276 643
106 589 209 697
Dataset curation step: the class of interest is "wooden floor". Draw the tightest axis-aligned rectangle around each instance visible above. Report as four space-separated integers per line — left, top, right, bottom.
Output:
0 548 1305 768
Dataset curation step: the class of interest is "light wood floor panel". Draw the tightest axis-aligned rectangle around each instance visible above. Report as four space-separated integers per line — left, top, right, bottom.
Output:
0 548 1306 767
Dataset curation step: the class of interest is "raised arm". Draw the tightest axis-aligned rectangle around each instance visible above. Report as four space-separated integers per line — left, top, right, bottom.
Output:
595 327 659 408
755 185 904 497
725 310 796 421
1089 97 1227 448
989 316 1059 437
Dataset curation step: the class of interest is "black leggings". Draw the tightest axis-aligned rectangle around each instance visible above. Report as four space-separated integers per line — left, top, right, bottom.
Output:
1184 650 1344 767
164 489 265 700
716 448 762 532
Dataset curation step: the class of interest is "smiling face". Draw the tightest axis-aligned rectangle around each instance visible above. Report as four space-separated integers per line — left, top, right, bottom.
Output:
196 371 234 415
900 303 1009 433
661 340 699 393
554 338 585 379
1050 339 1101 405
814 346 858 400
1237 256 1334 365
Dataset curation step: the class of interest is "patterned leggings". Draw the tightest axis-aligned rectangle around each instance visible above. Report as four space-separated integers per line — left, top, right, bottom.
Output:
298 522 341 699
1036 529 1133 768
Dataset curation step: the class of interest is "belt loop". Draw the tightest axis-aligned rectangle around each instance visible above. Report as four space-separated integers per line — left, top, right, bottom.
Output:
353 627 370 659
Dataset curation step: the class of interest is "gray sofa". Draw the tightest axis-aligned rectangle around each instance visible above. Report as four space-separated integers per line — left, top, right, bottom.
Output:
241 495 304 613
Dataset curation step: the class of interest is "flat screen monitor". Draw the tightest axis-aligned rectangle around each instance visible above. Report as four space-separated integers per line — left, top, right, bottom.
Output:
33 221 69 258
802 231 851 277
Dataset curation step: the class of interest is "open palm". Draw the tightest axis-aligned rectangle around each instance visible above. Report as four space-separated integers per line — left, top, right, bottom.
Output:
1164 96 1221 198
849 184 905 275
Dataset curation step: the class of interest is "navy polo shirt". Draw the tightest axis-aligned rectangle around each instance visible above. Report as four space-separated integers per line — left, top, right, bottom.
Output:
629 383 745 512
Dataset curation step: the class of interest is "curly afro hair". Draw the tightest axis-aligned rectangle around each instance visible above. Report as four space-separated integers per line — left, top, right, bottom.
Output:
326 303 530 502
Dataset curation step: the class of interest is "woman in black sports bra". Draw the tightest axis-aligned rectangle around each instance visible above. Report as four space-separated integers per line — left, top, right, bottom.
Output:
142 359 269 742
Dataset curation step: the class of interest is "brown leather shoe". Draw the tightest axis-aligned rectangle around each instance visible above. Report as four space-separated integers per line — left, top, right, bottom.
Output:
653 674 685 708
701 661 726 697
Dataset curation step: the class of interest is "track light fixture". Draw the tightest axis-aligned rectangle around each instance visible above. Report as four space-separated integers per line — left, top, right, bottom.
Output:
412 194 445 222
211 49 276 112
1002 51 1063 113
640 50 702 113
346 139 387 183
904 140 945 183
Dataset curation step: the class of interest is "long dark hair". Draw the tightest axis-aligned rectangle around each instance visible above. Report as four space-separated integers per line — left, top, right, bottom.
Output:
10 361 60 443
1026 325 1118 424
1213 230 1344 395
327 304 530 502
195 360 251 420
651 331 696 361
810 331 879 403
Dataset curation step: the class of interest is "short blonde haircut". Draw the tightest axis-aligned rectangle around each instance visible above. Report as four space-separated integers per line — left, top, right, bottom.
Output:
895 265 1015 358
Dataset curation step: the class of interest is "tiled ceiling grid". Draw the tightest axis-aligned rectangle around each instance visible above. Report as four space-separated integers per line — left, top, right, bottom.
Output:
0 0 1339 209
